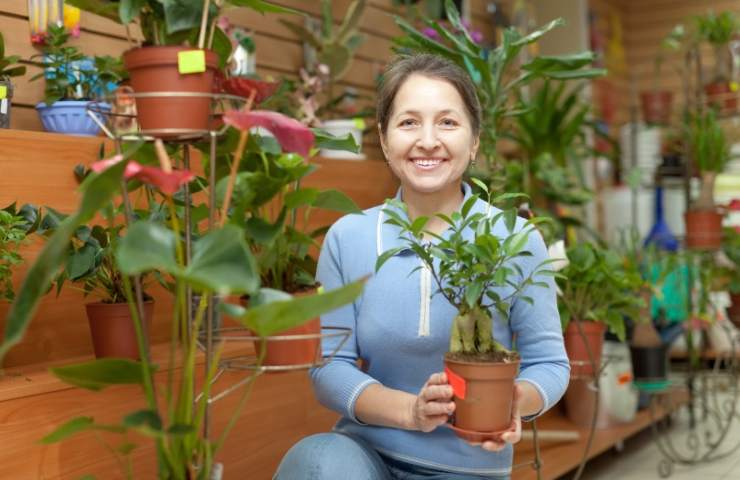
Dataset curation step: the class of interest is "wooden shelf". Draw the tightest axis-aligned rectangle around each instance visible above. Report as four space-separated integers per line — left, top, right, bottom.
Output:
512 387 689 480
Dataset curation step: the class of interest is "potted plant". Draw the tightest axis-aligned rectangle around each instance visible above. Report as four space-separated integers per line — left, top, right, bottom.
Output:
375 181 553 440
280 0 368 159
695 11 739 112
640 24 684 125
0 31 27 129
30 25 122 136
1 105 364 478
67 0 299 136
208 107 362 367
0 203 37 302
684 109 733 249
722 226 740 326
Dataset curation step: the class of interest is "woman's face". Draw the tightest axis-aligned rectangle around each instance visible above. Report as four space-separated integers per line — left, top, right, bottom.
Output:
380 74 479 196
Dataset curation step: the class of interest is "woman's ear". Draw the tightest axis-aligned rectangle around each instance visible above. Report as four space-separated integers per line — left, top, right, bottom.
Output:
378 123 388 158
470 135 480 161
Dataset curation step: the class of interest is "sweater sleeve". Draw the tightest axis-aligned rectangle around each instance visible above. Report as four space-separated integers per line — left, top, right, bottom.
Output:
309 222 380 423
510 229 570 420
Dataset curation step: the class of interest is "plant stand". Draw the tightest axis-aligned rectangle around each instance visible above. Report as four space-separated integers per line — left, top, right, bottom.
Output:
89 93 353 478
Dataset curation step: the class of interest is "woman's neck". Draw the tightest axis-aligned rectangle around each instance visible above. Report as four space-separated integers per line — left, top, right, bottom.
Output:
402 182 465 235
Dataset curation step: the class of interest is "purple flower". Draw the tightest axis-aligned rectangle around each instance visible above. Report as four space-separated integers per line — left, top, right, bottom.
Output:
422 27 440 40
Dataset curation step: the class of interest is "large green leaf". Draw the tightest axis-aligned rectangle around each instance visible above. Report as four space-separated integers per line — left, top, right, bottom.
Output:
227 0 303 15
161 0 204 34
51 358 147 391
116 221 180 276
0 159 130 362
312 129 360 153
225 277 366 336
184 224 259 295
66 0 121 22
40 417 95 444
119 0 147 24
314 190 362 214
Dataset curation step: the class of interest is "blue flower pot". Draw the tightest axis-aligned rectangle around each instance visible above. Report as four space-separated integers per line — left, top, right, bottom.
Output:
35 100 111 136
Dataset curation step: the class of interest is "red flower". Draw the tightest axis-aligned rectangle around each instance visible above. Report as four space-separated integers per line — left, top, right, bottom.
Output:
91 155 195 195
221 77 279 105
224 110 315 158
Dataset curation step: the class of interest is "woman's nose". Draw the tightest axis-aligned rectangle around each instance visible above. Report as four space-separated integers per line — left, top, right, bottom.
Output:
416 124 441 151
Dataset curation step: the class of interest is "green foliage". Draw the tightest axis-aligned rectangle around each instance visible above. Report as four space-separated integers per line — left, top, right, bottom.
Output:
689 109 733 174
0 31 27 79
376 181 554 355
0 203 37 301
29 25 124 105
722 227 740 294
392 0 605 165
557 242 644 341
695 11 738 46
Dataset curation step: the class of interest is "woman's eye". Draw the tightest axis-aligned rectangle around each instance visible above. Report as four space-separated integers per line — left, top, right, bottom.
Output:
399 119 416 127
441 118 458 127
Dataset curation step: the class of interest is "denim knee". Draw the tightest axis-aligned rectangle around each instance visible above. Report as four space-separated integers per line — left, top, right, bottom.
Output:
274 432 390 480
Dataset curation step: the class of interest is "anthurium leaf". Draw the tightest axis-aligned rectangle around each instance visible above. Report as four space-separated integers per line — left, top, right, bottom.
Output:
184 225 259 295
119 0 147 24
244 208 286 244
314 190 362 213
284 188 319 210
1 157 130 362
123 409 162 434
228 0 303 15
116 221 180 276
312 129 361 153
50 358 147 391
233 277 366 336
40 417 95 444
67 243 97 280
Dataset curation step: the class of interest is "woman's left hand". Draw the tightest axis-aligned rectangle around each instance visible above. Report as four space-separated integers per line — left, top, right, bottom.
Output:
472 383 522 452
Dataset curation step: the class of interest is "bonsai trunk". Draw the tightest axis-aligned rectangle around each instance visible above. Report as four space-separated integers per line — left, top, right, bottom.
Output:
450 306 492 354
696 171 717 211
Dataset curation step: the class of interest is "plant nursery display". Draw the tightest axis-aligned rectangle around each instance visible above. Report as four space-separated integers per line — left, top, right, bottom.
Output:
695 10 739 110
376 180 554 441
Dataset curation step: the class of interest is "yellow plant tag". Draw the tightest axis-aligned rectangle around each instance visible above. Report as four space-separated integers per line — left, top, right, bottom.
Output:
317 285 325 294
731 81 739 92
177 50 206 75
0 86 7 100
352 118 365 130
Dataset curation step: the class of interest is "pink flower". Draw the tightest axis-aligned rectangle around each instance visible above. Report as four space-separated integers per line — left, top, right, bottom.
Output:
223 110 315 158
422 27 440 40
91 155 195 195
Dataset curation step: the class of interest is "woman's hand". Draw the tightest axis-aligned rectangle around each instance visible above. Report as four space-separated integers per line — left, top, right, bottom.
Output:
408 372 456 432
474 383 523 452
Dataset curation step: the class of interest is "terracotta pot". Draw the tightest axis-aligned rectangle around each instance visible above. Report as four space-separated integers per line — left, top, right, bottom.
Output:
123 46 218 136
705 82 737 113
564 321 606 377
254 317 321 369
443 355 520 441
727 292 740 328
640 90 673 125
684 209 723 250
85 301 154 360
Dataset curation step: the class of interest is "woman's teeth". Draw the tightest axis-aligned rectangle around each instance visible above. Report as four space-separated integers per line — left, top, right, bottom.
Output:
413 159 443 167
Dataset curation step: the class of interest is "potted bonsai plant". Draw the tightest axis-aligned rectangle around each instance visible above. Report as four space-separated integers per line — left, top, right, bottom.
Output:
67 0 300 136
375 180 554 440
640 24 684 126
695 10 739 112
684 108 733 249
0 31 27 129
30 25 122 136
280 0 369 159
211 107 362 367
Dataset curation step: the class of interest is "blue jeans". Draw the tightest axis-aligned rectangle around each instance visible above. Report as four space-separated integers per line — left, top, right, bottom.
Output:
274 432 510 480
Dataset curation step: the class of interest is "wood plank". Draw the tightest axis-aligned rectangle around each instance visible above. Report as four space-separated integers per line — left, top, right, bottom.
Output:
512 387 689 480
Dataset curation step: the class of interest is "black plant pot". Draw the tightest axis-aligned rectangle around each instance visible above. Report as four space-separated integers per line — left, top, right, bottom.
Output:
630 345 668 382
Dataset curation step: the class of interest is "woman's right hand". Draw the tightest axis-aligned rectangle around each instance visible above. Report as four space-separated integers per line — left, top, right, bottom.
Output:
408 372 456 432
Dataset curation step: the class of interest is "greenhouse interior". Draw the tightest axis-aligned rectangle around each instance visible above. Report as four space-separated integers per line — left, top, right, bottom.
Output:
2 0 740 479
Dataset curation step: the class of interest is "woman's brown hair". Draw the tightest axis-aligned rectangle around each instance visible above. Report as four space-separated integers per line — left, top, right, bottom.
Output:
376 54 482 137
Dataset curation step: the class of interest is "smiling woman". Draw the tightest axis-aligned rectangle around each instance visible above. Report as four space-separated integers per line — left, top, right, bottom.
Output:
274 54 569 480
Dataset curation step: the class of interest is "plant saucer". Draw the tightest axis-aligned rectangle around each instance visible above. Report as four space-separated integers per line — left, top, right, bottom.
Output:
448 423 509 443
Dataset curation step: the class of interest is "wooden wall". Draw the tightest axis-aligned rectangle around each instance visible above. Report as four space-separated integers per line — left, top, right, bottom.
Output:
616 0 740 124
0 0 497 161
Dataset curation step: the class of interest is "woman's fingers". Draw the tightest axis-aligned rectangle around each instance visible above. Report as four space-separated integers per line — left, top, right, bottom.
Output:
420 383 453 402
426 372 448 386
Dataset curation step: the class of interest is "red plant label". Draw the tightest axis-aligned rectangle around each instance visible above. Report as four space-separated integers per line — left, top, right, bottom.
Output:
444 366 466 400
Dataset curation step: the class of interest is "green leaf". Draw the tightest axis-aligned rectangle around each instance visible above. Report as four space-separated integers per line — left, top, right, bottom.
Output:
313 190 361 213
184 225 259 295
464 282 483 309
211 26 233 70
312 129 361 153
119 0 147 24
123 409 162 432
167 423 196 436
40 417 94 444
244 210 286 244
512 18 565 47
543 68 607 80
229 0 304 15
116 221 180 276
470 178 489 194
51 358 147 391
504 230 530 257
375 247 403 272
1 156 131 362
285 188 319 210
230 277 366 336
66 0 121 23
67 243 97 280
